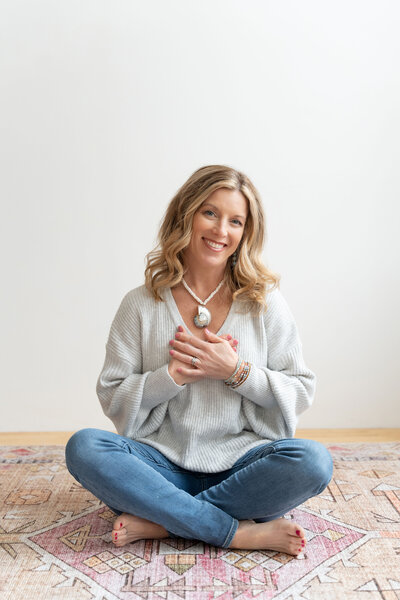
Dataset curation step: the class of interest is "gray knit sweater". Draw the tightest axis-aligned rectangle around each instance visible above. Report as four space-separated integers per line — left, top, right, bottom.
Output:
96 284 316 473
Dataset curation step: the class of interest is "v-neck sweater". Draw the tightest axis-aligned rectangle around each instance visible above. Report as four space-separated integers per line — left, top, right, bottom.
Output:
96 284 316 473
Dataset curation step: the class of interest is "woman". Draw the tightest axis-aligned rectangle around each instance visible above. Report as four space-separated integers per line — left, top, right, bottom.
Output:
65 165 333 556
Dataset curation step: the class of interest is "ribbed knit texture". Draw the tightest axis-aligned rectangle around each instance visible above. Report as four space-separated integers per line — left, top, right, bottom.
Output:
96 285 316 473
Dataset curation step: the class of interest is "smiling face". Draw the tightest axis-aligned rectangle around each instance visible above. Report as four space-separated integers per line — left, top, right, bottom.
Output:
183 188 248 272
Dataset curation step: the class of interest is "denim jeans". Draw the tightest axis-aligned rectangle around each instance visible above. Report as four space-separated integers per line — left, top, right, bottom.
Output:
65 428 333 548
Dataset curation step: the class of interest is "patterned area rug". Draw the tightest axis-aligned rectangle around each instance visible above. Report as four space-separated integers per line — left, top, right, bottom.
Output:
0 442 400 600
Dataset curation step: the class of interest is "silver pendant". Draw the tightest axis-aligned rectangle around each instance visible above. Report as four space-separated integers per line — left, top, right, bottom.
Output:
194 305 211 328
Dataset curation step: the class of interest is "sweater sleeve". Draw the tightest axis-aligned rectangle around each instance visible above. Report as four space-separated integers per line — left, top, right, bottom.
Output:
96 290 185 436
234 288 316 437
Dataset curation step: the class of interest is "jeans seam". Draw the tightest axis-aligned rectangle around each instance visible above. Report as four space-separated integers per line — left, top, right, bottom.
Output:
221 517 238 548
123 442 185 473
235 447 276 471
233 446 272 469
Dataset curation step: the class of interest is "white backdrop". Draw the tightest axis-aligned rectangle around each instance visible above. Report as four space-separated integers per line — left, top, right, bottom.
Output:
1 0 399 431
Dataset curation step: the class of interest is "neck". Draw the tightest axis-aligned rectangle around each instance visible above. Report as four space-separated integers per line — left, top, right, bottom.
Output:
182 263 226 299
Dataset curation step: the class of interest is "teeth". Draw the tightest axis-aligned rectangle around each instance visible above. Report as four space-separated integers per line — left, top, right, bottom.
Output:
205 239 225 249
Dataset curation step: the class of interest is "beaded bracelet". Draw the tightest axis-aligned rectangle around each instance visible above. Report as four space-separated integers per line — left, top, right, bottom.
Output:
230 362 251 388
224 359 251 388
224 358 242 386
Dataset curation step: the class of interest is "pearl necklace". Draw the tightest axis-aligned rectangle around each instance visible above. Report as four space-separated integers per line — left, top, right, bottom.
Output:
182 278 224 328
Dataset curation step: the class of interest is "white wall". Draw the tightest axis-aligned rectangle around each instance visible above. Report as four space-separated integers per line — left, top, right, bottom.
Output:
1 0 399 431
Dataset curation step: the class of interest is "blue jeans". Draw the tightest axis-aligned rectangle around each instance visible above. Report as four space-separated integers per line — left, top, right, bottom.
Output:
65 428 333 549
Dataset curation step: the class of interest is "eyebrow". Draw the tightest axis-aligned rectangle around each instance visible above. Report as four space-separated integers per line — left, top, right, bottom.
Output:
203 202 247 221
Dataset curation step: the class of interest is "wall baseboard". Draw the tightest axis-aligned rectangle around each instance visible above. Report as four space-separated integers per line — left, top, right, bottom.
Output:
0 429 399 445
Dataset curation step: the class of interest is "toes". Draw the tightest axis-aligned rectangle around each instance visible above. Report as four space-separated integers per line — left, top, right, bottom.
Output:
112 519 125 532
292 524 306 540
112 529 126 543
291 541 303 556
291 534 307 556
290 525 307 551
113 535 124 546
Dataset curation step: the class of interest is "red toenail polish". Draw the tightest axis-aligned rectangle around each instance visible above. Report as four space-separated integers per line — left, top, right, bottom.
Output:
296 530 300 536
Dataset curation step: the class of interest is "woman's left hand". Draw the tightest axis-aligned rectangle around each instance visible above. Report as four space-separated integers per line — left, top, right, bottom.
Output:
169 328 238 381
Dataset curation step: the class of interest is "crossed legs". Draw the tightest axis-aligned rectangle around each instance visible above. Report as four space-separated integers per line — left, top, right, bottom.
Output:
65 429 333 555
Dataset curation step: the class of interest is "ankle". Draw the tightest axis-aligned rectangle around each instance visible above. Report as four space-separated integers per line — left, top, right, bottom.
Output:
155 523 170 538
229 520 255 549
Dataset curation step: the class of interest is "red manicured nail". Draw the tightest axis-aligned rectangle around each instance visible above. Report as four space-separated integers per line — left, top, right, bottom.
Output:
296 530 301 536
301 540 305 545
169 340 174 345
233 348 237 352
298 548 301 552
177 326 184 332
233 339 238 344
175 333 181 339
227 334 232 340
120 522 123 527
169 350 174 355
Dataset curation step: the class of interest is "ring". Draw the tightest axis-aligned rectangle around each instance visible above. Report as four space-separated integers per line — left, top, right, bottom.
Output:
191 356 199 368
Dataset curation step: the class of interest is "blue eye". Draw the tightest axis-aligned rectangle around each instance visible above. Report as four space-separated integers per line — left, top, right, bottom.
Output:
202 209 243 227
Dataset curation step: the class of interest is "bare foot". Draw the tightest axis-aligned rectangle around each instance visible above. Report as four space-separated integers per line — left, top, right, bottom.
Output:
112 513 169 547
229 517 306 556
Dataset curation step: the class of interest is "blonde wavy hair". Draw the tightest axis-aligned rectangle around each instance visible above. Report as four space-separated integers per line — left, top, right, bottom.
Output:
144 165 280 313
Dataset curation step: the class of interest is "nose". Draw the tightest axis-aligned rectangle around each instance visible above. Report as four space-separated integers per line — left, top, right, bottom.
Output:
212 218 228 238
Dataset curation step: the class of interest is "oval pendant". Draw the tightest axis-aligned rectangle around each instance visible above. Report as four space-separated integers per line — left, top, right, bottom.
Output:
194 305 211 328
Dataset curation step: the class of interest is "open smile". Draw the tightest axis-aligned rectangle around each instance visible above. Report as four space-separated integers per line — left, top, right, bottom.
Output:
202 238 227 252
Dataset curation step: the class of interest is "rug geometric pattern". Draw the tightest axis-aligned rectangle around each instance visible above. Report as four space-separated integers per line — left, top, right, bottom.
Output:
0 442 399 599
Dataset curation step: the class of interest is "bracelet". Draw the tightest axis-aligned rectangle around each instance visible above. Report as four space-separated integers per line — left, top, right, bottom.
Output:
224 359 251 388
225 359 245 385
224 358 242 385
230 362 251 388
